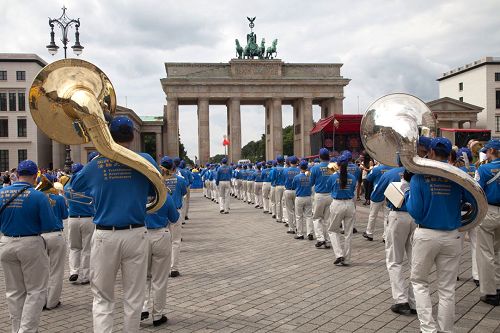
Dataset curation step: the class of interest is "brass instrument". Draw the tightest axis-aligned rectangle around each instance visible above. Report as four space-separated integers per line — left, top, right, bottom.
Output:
35 174 59 206
361 93 488 231
327 162 339 174
29 59 166 212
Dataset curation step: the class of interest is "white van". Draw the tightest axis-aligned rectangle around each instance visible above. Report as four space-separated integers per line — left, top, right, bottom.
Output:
237 159 251 165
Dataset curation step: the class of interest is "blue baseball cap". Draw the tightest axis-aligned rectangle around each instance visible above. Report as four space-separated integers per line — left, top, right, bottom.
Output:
337 154 350 164
319 148 330 160
299 160 308 170
87 151 99 162
276 155 284 163
483 139 500 150
256 162 262 168
457 147 472 161
71 163 84 174
173 157 181 166
44 173 57 183
342 150 352 162
289 156 298 164
109 116 134 143
314 158 320 163
430 137 452 155
179 160 186 169
418 136 432 150
272 160 277 166
17 160 38 176
330 157 338 163
161 156 174 170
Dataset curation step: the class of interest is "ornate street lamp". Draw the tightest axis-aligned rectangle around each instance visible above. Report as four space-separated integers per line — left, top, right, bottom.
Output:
46 6 84 173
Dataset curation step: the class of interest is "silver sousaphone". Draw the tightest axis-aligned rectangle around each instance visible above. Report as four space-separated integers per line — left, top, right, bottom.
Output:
360 93 487 231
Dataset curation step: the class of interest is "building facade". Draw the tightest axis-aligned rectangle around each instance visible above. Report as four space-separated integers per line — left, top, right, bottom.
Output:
0 53 51 171
438 56 500 138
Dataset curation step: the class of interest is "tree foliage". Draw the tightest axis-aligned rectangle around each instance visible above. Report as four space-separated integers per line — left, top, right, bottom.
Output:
241 125 294 162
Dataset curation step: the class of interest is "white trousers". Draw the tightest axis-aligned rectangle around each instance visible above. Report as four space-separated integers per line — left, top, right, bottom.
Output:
313 193 333 242
295 196 313 237
0 236 49 333
275 186 285 222
247 181 254 203
90 227 148 333
262 182 271 212
181 187 191 219
212 181 219 203
284 190 296 230
168 219 182 271
282 191 288 223
327 199 355 263
365 200 389 237
143 228 172 321
254 182 263 207
67 216 94 282
385 211 416 306
461 227 478 280
477 204 500 295
411 227 461 333
218 181 231 212
270 186 276 216
42 231 67 309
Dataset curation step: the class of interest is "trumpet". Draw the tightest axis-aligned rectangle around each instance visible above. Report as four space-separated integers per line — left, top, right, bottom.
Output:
327 162 339 174
35 174 60 206
65 188 94 206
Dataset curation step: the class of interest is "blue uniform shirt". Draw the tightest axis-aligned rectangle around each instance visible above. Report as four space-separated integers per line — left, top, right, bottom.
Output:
366 164 393 186
269 168 277 186
165 175 187 209
64 172 95 217
179 168 193 186
292 173 312 197
328 173 357 199
216 165 232 185
405 161 474 230
254 169 264 182
476 158 500 205
371 167 407 211
459 165 477 178
262 168 271 182
275 166 286 186
310 162 331 193
71 153 158 227
0 182 58 236
48 193 68 230
284 166 300 190
145 193 179 229
347 163 361 180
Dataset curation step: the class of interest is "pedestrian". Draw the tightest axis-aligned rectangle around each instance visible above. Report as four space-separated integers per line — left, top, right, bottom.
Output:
261 161 272 213
273 156 286 223
216 158 232 214
253 163 264 209
284 156 300 234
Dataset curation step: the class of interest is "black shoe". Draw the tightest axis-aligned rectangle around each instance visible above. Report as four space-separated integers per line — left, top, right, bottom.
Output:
307 234 314 240
334 257 344 266
170 271 180 278
340 229 345 234
185 216 189 220
224 211 229 214
153 315 168 327
353 227 358 234
286 230 295 234
284 223 289 227
69 274 78 282
263 210 268 213
141 311 149 320
272 215 276 219
480 294 500 306
79 280 90 285
474 279 480 287
390 302 412 315
362 232 373 241
44 301 61 311
182 222 186 225
324 243 331 249
294 235 304 240
315 241 325 248
410 308 417 315
255 205 259 208
220 210 224 214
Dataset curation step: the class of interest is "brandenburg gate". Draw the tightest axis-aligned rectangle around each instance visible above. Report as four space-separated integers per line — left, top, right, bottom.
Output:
160 19 350 164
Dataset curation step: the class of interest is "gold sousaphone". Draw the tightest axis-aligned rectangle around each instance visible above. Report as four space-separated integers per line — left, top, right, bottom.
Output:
360 93 488 231
29 59 166 212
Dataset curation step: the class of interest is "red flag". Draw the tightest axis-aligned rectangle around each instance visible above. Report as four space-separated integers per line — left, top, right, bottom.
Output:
223 135 230 146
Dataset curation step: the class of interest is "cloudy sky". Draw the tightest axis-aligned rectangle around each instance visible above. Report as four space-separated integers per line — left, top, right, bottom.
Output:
2 0 500 160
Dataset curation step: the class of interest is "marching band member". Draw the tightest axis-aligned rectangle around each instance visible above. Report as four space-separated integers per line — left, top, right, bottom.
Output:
274 156 286 223
216 158 232 214
310 148 333 248
178 160 193 222
0 160 55 333
405 137 474 333
282 158 290 225
292 160 314 240
284 156 300 234
253 162 264 209
261 161 272 214
269 160 278 218
211 164 219 204
476 139 500 306
234 164 243 200
327 153 357 266
141 191 179 327
246 163 255 205
65 161 95 285
71 116 158 332
41 173 68 310
241 165 248 202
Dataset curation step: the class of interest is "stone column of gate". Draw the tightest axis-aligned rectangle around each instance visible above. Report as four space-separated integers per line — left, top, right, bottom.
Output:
164 97 179 157
226 98 241 163
332 96 344 115
301 98 313 157
293 100 303 157
155 132 162 163
321 98 336 118
197 98 210 165
265 98 283 160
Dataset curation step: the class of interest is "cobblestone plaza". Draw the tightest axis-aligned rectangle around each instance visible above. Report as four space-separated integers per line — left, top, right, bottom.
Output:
0 191 498 332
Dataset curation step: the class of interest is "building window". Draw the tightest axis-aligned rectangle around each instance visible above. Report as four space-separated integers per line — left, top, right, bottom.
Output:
497 91 500 109
17 92 25 111
0 93 6 111
495 73 500 81
458 82 463 91
496 116 500 132
0 150 8 171
459 97 463 102
17 119 27 137
16 71 25 81
9 93 16 111
17 149 27 163
0 119 8 137
0 71 6 81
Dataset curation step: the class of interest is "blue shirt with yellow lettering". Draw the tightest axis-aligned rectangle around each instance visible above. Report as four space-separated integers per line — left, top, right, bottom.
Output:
274 166 286 186
367 164 392 185
165 174 187 209
310 162 330 193
216 165 232 185
476 158 500 205
292 173 312 197
0 182 58 236
71 153 158 227
284 166 300 190
145 193 179 229
262 168 271 182
328 173 357 199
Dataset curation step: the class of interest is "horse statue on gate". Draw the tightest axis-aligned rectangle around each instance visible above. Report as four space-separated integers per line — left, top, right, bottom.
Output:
243 33 261 59
266 39 278 59
235 39 243 59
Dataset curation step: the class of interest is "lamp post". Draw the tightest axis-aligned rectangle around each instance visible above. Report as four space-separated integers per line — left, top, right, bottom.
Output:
46 5 84 173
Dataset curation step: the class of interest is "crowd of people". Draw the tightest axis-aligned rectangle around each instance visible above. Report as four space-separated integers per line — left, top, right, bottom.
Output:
199 137 500 333
0 112 498 333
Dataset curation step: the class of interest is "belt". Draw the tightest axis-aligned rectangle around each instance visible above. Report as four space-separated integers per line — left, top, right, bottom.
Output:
333 197 352 200
69 215 93 218
417 224 454 231
4 234 40 238
95 224 144 231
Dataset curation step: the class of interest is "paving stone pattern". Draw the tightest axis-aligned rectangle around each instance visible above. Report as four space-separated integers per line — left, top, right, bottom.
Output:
0 191 499 332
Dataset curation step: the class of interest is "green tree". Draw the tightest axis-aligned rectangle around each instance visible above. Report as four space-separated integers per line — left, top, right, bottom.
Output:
282 125 293 156
241 125 295 162
178 132 194 166
209 154 226 164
